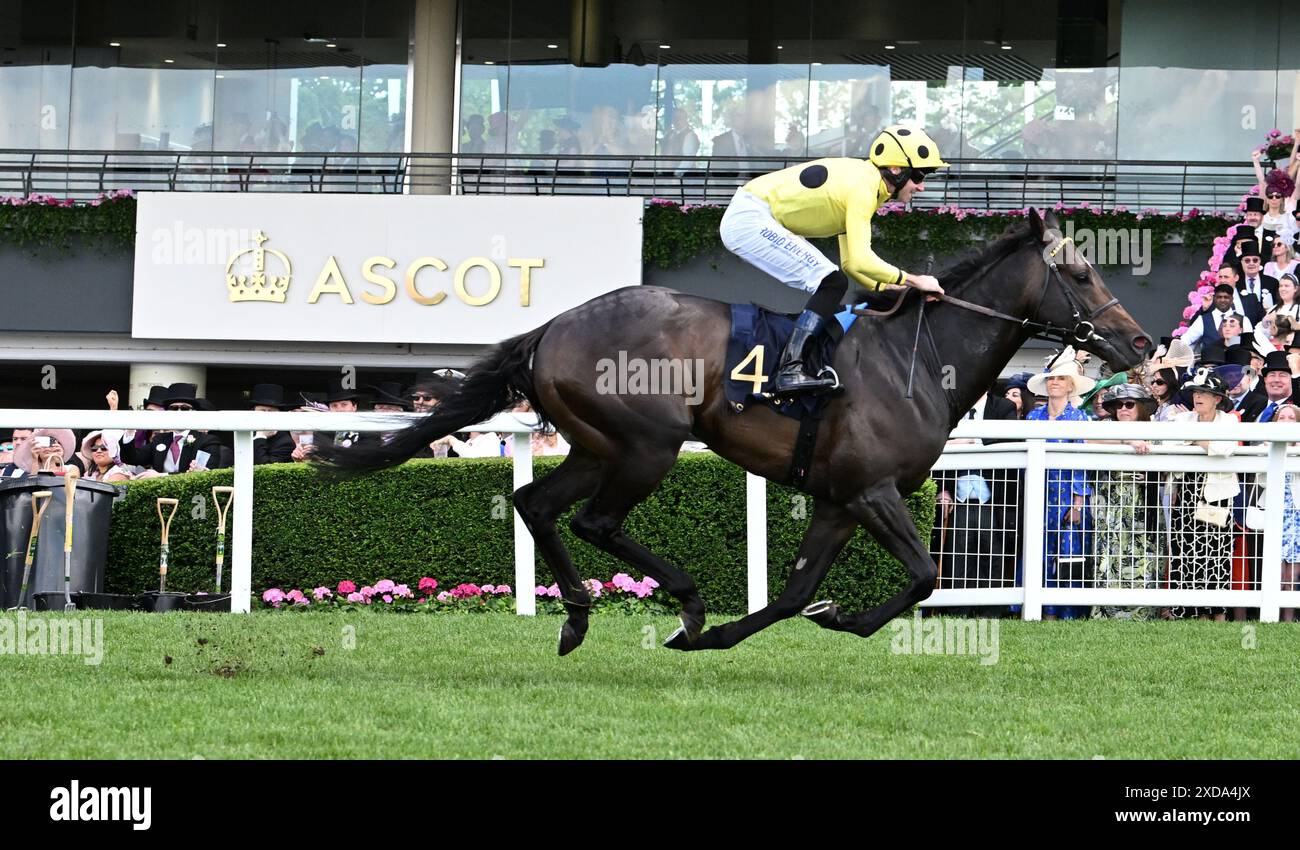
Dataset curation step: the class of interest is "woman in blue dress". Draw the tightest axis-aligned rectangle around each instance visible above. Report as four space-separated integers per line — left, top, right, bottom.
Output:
1024 348 1095 620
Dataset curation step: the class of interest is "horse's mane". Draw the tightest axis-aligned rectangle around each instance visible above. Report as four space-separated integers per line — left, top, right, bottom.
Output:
937 221 1036 288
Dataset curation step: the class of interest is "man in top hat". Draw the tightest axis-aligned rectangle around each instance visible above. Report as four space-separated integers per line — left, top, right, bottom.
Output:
1250 351 1300 422
369 381 412 413
1243 196 1266 240
134 383 228 474
249 383 296 464
320 376 370 450
1183 283 1251 353
1236 240 1278 324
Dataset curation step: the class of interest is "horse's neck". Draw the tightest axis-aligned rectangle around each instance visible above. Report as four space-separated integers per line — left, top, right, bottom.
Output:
920 251 1036 425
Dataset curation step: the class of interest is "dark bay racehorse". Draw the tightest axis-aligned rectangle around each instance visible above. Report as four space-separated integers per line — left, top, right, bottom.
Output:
315 208 1150 654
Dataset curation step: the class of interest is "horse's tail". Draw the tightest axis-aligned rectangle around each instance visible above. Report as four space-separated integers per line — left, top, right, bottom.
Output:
312 322 552 476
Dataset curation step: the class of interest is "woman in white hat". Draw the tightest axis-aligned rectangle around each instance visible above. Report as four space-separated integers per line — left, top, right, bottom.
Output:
1023 347 1096 620
1161 367 1240 620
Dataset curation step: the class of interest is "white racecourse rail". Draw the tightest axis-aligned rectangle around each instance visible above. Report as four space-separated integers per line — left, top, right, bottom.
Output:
2 411 1298 621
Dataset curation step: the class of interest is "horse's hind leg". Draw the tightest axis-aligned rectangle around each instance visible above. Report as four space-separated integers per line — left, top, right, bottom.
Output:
683 501 858 651
512 449 602 655
803 481 936 638
568 449 708 647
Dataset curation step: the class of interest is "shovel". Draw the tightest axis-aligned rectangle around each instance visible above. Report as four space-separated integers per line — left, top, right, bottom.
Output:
156 497 179 593
7 490 53 611
211 486 234 594
63 469 80 611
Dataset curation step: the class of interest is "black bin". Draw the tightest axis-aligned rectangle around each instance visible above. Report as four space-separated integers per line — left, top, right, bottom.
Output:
0 474 119 609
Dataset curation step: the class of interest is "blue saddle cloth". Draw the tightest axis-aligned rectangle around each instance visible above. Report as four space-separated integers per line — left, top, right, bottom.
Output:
723 303 859 420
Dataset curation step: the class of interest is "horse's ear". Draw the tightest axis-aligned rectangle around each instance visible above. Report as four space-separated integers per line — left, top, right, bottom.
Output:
1042 208 1062 231
1027 207 1046 239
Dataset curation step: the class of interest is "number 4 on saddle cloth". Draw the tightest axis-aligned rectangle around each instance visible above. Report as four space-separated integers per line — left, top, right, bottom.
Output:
724 302 859 419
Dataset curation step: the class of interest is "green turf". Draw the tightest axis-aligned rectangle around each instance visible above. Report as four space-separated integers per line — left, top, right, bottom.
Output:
1 610 1297 759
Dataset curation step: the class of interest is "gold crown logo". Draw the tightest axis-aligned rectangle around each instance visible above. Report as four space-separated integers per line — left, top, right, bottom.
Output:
226 230 292 303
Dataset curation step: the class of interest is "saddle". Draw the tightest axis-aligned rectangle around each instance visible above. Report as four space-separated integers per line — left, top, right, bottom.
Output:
723 302 860 421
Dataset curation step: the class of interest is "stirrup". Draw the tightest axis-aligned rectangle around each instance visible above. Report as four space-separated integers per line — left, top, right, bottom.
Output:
766 365 841 398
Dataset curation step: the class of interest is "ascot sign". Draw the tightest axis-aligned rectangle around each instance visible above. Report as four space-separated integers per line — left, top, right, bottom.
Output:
132 193 643 344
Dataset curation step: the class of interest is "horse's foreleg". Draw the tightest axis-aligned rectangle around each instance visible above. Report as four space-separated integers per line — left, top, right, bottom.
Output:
682 502 858 651
568 449 708 647
512 450 602 655
804 482 936 638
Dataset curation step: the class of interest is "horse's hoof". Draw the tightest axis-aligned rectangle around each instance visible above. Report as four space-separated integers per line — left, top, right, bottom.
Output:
662 620 696 651
557 623 586 656
801 599 840 628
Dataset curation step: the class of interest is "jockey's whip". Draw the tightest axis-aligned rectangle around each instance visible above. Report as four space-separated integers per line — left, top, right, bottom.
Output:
62 469 79 611
211 486 235 594
904 254 935 399
8 490 52 610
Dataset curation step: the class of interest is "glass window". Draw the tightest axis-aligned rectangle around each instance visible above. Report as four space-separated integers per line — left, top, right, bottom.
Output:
1117 0 1277 161
360 0 410 153
70 0 218 151
214 0 364 157
0 0 74 150
459 0 509 153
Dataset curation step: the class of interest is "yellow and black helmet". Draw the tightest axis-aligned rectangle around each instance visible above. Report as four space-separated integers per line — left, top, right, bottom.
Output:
869 125 949 171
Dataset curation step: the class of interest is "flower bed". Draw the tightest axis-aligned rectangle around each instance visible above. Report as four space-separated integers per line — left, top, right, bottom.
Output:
260 572 675 616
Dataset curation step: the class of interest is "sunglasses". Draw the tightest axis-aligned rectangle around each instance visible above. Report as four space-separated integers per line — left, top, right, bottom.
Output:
168 404 193 411
90 444 108 452
411 394 436 402
1268 192 1284 199
1115 400 1140 410
1150 378 1167 386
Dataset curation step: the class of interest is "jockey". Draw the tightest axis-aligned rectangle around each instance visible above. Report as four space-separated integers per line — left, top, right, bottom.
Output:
719 125 949 395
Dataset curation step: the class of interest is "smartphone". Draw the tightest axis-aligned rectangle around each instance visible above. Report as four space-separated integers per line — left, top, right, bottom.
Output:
299 433 314 446
195 449 211 469
33 435 52 449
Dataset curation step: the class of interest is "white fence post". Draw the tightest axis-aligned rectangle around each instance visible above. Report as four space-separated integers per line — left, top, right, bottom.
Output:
1259 440 1287 624
230 430 254 613
1020 440 1046 621
746 472 768 613
512 433 535 615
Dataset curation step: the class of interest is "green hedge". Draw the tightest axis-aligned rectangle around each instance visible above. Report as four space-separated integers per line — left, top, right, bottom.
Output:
104 453 934 616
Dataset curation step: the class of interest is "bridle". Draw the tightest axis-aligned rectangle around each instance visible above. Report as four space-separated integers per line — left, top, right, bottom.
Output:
855 229 1121 348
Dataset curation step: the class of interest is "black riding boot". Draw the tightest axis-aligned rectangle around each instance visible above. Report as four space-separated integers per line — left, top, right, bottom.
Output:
771 309 839 396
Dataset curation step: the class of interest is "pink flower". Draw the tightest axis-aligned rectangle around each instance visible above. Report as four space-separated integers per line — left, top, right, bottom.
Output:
262 588 285 608
546 583 562 598
585 579 603 598
481 584 496 594
374 579 396 593
495 585 511 595
337 580 356 594
382 594 393 604
285 589 309 606
642 576 659 589
312 586 332 601
346 591 365 603
393 584 412 598
1171 327 1186 338
418 577 438 593
1182 305 1199 321
611 572 635 591
437 591 451 602
359 585 376 598
535 584 549 596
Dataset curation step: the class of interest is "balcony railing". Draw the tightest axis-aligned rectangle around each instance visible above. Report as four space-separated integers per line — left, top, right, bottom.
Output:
0 149 1258 214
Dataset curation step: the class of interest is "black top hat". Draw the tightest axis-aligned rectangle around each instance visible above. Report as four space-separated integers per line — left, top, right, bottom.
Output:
1246 196 1266 213
325 377 363 403
1261 350 1292 375
1199 340 1228 366
248 383 290 409
162 382 200 407
1240 240 1262 259
144 385 169 408
195 398 219 412
1224 343 1254 368
1260 229 1278 249
368 381 412 410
